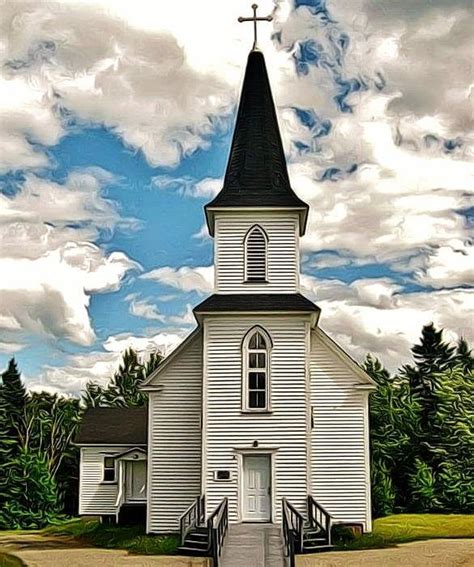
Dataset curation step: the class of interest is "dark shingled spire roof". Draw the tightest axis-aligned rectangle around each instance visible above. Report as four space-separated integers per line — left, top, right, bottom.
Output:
205 50 309 235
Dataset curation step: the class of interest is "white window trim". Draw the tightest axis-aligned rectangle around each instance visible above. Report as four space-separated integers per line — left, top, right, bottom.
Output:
243 225 269 283
241 326 273 412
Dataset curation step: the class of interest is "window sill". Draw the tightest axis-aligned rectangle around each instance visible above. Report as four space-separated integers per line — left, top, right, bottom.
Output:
241 409 273 415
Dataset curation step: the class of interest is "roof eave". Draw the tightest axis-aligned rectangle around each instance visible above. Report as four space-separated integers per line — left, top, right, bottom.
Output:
205 204 309 237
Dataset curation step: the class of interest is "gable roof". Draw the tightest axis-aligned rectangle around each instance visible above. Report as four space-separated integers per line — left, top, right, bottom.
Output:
194 293 320 315
141 328 201 389
205 50 308 235
314 327 377 387
74 407 147 445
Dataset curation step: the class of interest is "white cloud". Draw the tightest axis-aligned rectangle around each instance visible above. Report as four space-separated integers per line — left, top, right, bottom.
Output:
0 244 138 345
141 265 214 294
302 274 474 370
412 241 474 289
32 329 188 394
126 293 165 322
166 304 195 327
151 175 221 199
0 170 139 347
0 1 238 169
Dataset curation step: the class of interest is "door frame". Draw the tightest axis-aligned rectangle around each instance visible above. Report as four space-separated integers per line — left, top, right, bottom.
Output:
125 459 147 502
236 449 276 523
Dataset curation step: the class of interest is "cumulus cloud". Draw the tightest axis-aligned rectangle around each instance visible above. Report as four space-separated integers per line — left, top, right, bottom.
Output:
141 265 214 294
126 293 166 322
151 175 221 199
302 274 474 369
0 170 139 347
32 329 187 394
0 1 235 169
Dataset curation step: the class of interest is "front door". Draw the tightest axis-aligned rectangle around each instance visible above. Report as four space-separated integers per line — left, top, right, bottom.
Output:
243 455 271 522
125 460 147 501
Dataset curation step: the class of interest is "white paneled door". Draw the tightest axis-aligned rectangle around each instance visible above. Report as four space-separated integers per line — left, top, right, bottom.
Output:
125 460 147 501
242 455 271 522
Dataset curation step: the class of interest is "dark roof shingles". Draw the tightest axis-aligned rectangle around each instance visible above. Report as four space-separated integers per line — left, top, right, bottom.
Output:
75 407 147 445
194 293 319 313
206 50 308 212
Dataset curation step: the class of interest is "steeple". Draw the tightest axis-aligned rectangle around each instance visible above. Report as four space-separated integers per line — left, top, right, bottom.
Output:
205 49 309 236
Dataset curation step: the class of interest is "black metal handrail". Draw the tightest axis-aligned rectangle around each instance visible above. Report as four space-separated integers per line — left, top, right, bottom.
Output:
179 495 205 546
307 495 332 545
282 498 304 566
207 498 229 567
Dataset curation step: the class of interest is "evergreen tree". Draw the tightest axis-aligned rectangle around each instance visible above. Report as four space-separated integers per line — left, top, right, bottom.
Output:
1 358 27 424
454 338 474 371
83 349 163 408
403 323 455 433
365 354 421 514
0 358 27 454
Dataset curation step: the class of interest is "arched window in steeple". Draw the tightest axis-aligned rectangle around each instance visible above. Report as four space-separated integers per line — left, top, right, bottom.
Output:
244 225 268 282
242 326 272 411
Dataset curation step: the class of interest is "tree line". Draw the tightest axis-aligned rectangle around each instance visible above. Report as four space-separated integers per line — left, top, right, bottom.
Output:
366 323 473 516
0 323 472 528
0 348 162 528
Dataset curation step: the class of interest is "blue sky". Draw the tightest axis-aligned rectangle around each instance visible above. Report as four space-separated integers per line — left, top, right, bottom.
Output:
0 0 472 393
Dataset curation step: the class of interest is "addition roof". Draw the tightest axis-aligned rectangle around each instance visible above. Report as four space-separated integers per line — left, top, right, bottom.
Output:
193 293 320 314
74 407 147 445
205 50 309 235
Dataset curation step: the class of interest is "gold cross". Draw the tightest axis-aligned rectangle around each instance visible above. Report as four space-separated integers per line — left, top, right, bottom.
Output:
238 4 273 50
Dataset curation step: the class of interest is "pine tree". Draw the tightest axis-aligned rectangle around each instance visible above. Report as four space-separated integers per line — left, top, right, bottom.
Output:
1 358 27 442
454 338 474 371
403 323 455 431
83 348 162 408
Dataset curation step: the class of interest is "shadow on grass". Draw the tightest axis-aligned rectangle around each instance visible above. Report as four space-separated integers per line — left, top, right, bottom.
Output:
0 552 26 567
45 519 180 555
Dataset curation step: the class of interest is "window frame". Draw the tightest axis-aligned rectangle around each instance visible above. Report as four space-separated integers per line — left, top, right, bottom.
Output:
242 326 272 413
102 456 117 483
243 225 269 284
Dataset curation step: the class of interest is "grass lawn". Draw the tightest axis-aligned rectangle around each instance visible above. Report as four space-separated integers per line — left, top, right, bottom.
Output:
45 519 179 555
335 514 474 550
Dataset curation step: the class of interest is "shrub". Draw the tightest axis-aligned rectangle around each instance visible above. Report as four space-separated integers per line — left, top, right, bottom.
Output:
408 458 439 512
371 460 396 517
0 449 61 529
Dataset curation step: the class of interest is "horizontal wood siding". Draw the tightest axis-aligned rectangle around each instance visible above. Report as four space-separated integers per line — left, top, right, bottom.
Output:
147 333 203 533
79 445 131 515
310 329 371 529
204 315 309 523
215 212 299 294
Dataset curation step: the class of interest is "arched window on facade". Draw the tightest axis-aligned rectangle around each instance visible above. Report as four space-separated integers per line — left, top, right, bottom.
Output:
244 225 268 282
242 327 272 411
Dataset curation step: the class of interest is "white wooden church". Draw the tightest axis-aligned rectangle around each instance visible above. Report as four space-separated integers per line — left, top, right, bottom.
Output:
76 35 376 558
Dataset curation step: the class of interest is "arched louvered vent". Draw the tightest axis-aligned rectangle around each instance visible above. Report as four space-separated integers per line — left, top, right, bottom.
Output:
244 226 268 282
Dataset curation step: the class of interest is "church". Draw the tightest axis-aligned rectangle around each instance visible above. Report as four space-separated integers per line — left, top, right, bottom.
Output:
76 25 376 559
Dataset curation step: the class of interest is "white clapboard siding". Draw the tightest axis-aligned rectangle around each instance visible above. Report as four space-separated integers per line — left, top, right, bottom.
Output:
204 315 310 523
215 212 299 293
147 332 203 533
310 329 371 530
79 445 131 515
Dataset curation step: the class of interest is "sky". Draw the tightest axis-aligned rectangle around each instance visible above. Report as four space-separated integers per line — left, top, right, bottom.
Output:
0 0 472 394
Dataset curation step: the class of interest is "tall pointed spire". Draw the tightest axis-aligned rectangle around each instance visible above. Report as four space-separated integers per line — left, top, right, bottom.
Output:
205 50 309 235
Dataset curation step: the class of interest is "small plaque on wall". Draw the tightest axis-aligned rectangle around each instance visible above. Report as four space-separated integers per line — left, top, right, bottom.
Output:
214 470 231 481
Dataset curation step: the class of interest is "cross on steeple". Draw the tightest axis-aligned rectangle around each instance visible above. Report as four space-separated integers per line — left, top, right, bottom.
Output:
238 4 273 51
